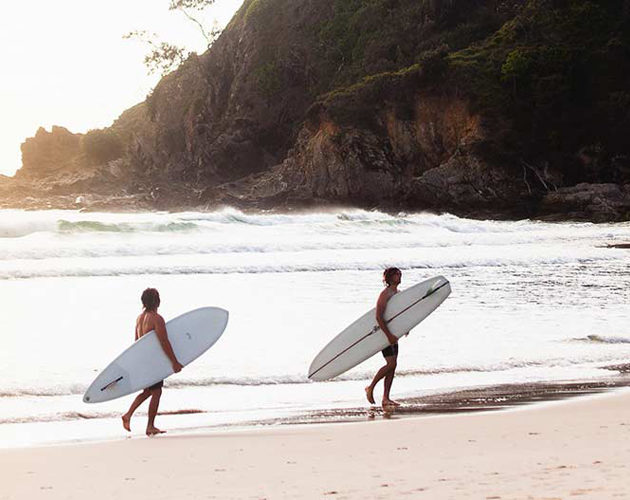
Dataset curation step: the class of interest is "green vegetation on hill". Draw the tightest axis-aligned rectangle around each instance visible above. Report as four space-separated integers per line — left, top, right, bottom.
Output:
450 0 630 183
82 129 124 165
311 0 514 92
303 0 630 185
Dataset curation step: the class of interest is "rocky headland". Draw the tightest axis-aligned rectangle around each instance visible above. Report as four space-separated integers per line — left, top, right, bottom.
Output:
2 0 629 221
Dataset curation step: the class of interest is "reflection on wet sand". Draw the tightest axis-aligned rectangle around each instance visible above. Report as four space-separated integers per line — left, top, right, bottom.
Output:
238 377 630 429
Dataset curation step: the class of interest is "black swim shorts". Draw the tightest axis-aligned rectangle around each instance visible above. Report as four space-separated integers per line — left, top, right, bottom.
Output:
381 343 399 358
148 380 164 391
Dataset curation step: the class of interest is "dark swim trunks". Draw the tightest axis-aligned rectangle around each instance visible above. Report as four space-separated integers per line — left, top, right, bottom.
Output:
148 380 164 391
381 343 399 358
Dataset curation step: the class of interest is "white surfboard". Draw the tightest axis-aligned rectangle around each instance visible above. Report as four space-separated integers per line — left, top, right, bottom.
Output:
308 276 451 381
83 307 228 403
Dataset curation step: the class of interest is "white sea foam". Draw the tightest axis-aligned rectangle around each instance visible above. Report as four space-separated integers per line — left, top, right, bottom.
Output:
0 208 628 278
1 208 629 446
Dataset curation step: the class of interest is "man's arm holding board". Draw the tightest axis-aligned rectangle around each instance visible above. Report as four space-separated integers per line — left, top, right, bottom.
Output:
155 315 183 373
376 290 397 345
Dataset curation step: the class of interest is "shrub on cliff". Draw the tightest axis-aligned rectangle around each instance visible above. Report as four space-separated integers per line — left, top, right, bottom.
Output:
254 61 283 97
244 0 274 23
82 129 124 165
451 0 630 183
312 0 510 93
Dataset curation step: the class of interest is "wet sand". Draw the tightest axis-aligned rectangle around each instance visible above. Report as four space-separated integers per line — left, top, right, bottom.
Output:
190 377 630 430
2 385 630 499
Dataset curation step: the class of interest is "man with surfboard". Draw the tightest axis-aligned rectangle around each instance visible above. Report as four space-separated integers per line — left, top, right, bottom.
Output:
365 267 403 408
122 288 183 436
308 272 449 387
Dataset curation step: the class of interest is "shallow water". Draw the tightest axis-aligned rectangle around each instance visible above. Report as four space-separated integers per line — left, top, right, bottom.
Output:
1 208 629 447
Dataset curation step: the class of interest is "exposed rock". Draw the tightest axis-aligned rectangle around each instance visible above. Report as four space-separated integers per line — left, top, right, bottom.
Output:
210 78 532 218
116 0 329 186
539 183 630 222
18 126 82 178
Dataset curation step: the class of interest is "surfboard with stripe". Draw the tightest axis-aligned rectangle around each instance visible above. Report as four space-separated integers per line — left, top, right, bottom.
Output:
308 276 451 381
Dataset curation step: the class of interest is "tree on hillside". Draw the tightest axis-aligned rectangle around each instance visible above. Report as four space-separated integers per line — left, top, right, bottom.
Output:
124 0 222 75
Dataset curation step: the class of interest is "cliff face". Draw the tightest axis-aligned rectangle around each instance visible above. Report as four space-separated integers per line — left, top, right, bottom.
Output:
8 0 630 220
217 66 527 217
118 0 333 185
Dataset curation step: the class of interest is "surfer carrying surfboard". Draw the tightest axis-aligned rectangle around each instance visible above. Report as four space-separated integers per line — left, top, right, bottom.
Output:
122 288 183 436
365 267 403 408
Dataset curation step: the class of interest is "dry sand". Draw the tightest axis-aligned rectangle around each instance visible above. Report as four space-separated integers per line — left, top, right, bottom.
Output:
2 388 630 500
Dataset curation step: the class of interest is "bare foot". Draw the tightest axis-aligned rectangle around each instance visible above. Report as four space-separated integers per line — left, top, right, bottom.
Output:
146 426 166 436
382 399 400 408
122 414 131 432
365 386 375 404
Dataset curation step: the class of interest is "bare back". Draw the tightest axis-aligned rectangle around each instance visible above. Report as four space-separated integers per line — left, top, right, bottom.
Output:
376 286 398 314
381 286 397 301
135 311 161 340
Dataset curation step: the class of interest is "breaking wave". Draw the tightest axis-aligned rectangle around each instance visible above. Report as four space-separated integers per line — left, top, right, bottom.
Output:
1 357 624 400
0 408 206 425
1 208 628 280
577 335 630 344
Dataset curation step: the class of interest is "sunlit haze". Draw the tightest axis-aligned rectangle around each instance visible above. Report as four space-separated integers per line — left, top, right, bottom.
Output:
0 0 243 176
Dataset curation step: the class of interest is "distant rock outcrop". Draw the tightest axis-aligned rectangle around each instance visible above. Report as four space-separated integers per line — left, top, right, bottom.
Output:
19 126 82 177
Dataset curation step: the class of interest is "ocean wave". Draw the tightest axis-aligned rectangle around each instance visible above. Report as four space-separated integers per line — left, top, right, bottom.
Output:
1 208 628 240
0 370 482 399
0 249 619 280
575 335 630 344
58 220 199 233
0 219 58 238
0 411 113 425
1 358 619 400
0 408 206 425
0 234 614 262
0 376 315 398
0 383 88 398
0 208 409 237
1 209 629 272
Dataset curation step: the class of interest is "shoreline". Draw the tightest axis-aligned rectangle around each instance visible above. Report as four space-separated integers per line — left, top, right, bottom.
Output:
204 377 630 433
1 197 629 224
3 375 630 451
2 386 629 499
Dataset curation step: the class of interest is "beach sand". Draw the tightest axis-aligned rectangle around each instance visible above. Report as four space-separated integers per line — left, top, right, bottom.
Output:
2 388 630 500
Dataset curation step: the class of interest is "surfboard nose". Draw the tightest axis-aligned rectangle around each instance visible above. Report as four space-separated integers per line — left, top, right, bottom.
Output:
430 276 449 291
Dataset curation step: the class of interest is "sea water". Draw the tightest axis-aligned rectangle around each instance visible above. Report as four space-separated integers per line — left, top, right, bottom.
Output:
0 208 629 447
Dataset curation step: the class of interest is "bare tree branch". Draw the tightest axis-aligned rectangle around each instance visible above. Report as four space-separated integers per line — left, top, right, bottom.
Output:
522 163 532 195
521 159 555 192
169 0 216 10
179 8 215 48
124 31 188 75
169 0 221 49
124 0 222 76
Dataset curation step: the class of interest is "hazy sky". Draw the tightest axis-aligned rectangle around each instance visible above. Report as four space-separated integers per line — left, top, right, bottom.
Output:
0 0 243 176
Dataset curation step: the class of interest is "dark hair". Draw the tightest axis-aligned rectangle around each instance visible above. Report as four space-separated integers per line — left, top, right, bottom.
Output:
141 288 160 311
383 267 401 286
